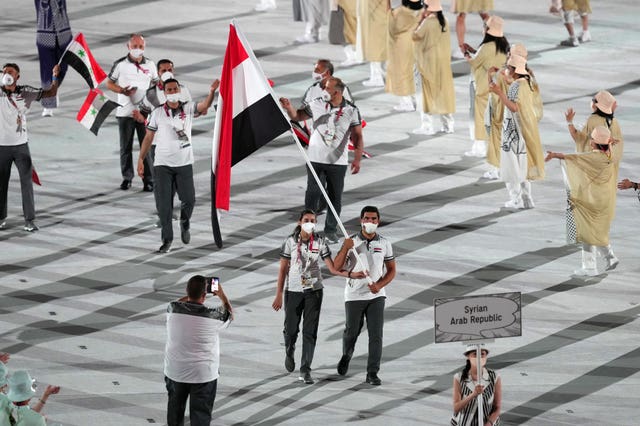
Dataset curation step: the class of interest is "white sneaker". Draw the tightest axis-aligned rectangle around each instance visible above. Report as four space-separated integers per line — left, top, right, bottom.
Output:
362 77 384 87
42 108 53 117
574 268 598 277
522 195 535 209
294 34 318 44
440 125 454 134
482 169 500 180
393 101 415 112
605 256 619 271
0 220 6 230
504 199 524 209
412 125 436 135
560 37 579 47
578 31 591 43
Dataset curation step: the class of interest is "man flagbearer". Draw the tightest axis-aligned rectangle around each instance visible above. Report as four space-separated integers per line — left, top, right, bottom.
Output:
137 78 219 253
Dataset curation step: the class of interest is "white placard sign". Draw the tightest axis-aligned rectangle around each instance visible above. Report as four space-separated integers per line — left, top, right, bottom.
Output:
434 292 521 343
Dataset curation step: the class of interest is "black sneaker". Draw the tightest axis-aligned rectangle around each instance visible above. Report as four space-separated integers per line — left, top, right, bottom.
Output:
0 220 7 230
366 372 381 386
24 221 39 232
285 352 295 372
299 371 314 384
120 179 132 190
337 355 350 376
143 182 154 192
181 226 191 245
158 240 172 253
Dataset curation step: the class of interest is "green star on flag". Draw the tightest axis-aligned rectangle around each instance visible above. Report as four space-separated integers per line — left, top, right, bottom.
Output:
77 49 86 58
90 107 98 116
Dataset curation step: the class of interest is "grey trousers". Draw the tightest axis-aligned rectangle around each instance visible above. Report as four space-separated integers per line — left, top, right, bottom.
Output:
0 143 35 221
283 289 323 373
342 296 385 374
154 165 195 242
118 117 153 183
305 162 347 235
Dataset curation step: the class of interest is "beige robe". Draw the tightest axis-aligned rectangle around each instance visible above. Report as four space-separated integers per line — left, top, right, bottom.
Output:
564 145 622 246
469 42 507 141
562 0 591 13
574 115 623 153
413 15 455 114
338 0 357 45
517 79 545 180
385 6 420 96
487 68 508 168
451 0 494 13
360 0 388 61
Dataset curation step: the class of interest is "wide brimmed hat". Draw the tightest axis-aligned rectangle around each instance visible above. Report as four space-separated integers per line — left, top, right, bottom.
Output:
426 0 443 12
486 16 504 37
0 362 7 387
591 125 612 145
507 54 528 76
593 90 616 115
510 43 528 59
7 370 37 402
463 344 489 356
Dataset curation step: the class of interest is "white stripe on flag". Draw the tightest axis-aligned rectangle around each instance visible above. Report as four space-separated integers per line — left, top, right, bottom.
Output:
79 106 98 130
231 58 270 119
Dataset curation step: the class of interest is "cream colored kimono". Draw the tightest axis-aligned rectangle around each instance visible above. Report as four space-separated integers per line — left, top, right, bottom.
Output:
338 0 357 45
469 42 507 141
564 144 622 246
451 0 494 13
413 15 455 114
574 115 623 153
487 68 508 168
385 6 420 96
360 0 388 61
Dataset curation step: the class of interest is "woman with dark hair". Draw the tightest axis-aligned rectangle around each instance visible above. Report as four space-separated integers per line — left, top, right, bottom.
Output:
412 0 455 135
546 126 622 276
565 90 623 153
451 345 502 426
464 15 508 158
272 209 362 384
489 54 545 209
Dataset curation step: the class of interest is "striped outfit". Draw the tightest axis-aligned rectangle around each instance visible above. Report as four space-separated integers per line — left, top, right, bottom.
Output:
451 368 500 426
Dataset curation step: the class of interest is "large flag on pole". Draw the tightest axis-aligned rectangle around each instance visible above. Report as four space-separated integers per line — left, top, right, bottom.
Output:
211 21 290 246
61 33 107 88
76 89 119 135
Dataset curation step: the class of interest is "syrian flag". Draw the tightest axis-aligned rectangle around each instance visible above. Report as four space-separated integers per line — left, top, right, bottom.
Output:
210 22 290 247
61 33 107 88
77 89 119 135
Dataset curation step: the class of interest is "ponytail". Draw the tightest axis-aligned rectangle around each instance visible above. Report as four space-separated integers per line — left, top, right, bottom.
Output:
461 359 471 382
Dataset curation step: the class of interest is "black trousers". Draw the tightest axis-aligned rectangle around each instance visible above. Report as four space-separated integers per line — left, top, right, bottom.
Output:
342 297 385 374
165 376 217 426
117 116 152 183
284 289 323 373
154 165 195 242
305 162 347 235
0 143 35 221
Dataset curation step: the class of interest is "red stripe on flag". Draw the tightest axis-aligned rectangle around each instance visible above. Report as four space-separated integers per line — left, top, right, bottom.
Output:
74 33 107 87
76 89 98 121
215 24 249 211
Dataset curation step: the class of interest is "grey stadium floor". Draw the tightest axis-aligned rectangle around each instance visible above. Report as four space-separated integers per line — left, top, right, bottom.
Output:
1 1 639 425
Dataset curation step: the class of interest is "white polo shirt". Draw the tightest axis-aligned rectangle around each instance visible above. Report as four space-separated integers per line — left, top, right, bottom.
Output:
108 55 158 117
280 232 332 292
147 101 199 167
164 300 231 384
0 85 42 146
304 98 361 165
343 232 395 302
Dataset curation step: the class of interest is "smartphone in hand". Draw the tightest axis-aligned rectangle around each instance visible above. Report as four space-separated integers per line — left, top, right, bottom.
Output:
206 277 220 294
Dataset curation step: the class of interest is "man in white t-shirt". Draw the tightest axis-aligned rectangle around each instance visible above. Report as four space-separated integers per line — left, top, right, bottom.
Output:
333 205 396 386
164 275 232 426
1 62 60 232
280 77 364 243
137 78 218 253
107 33 158 192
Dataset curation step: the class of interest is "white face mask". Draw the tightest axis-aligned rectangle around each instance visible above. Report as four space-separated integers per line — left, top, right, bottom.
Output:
129 48 144 59
362 222 378 234
166 93 181 103
2 73 14 86
300 222 316 234
321 90 332 102
160 71 174 82
312 71 323 81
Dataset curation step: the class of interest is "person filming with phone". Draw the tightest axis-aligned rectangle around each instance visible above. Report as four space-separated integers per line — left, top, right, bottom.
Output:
163 275 232 426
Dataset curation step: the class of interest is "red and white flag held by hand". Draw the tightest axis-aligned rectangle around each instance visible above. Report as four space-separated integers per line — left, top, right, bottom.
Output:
61 33 107 88
76 89 119 135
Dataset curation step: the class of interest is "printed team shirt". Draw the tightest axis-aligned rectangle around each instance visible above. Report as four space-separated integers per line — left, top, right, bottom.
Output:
302 81 353 107
140 82 192 116
344 232 395 302
0 86 42 146
108 55 158 117
147 101 199 167
304 98 361 165
280 232 332 292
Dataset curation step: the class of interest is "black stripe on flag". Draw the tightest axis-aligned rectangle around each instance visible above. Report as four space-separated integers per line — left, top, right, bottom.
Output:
63 51 95 88
231 94 290 166
89 100 119 135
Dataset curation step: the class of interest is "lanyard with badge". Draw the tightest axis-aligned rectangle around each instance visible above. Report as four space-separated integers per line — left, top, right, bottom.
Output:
163 103 190 148
6 92 24 134
296 233 316 290
321 102 344 146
